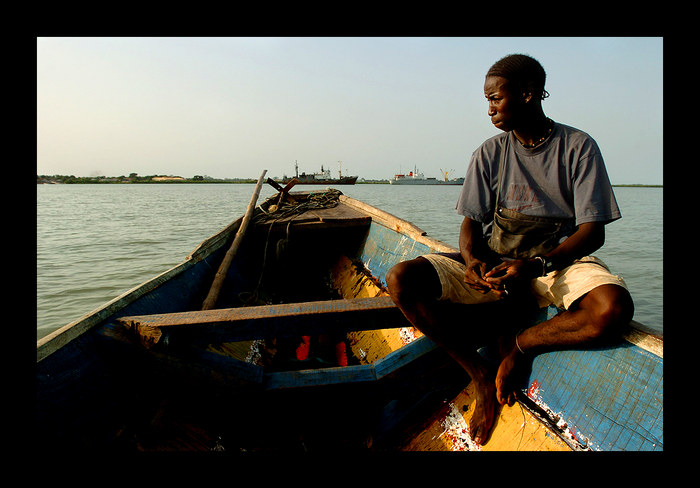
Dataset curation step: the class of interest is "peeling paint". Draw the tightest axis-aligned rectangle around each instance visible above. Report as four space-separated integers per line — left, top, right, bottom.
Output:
245 339 264 364
398 327 417 345
437 402 481 451
525 379 594 451
527 379 541 401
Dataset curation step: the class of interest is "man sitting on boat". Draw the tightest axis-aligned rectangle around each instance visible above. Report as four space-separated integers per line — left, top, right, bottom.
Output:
386 54 634 446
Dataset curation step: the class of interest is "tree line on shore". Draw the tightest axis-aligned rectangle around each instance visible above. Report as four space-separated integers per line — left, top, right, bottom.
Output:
37 173 258 184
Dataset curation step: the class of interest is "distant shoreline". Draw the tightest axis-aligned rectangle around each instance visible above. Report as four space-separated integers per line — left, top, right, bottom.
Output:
36 175 662 188
36 174 389 185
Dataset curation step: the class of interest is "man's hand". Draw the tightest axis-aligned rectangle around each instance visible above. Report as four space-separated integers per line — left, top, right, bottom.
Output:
460 216 504 295
483 259 541 298
463 256 494 294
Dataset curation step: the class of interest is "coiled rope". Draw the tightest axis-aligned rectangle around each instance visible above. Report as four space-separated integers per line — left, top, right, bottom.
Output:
252 188 343 224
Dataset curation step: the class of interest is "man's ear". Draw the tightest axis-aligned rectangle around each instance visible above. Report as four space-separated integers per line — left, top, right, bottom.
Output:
522 82 536 103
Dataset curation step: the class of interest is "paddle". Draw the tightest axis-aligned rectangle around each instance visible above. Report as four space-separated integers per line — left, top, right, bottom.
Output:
201 169 268 310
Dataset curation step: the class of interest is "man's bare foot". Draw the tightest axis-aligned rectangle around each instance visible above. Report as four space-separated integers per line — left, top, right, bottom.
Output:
495 348 519 406
469 380 497 445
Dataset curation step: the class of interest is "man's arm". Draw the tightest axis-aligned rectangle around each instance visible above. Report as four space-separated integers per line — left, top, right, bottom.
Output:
545 221 605 271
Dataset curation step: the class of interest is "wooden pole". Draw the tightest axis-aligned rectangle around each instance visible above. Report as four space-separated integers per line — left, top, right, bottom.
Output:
202 169 267 310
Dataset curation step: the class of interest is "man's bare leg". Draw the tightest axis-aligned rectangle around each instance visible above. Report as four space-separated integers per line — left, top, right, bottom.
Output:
495 284 634 406
386 257 503 445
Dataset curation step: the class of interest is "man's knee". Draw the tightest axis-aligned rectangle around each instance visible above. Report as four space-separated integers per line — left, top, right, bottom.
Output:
385 262 404 294
386 257 440 303
581 285 634 338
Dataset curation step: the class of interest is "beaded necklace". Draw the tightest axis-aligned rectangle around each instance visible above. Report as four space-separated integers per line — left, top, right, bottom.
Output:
516 118 554 148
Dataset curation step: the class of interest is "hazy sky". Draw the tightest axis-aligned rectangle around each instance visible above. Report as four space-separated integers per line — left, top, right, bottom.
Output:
37 37 663 184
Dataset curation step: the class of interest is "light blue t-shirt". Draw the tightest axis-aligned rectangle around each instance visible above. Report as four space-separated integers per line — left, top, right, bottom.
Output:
456 122 621 241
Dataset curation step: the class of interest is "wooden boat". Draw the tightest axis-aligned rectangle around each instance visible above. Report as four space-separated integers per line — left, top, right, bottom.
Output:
36 181 663 452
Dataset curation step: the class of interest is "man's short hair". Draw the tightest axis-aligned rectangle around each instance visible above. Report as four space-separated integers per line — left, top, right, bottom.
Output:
487 54 550 100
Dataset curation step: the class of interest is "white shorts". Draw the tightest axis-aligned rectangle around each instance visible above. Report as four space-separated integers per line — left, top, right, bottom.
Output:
421 254 628 310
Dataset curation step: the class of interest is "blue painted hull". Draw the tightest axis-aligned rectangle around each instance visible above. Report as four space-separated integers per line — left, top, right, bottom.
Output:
520 306 663 451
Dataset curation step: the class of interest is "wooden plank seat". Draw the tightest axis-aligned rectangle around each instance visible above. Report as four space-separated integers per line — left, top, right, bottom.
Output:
116 296 408 349
111 296 466 394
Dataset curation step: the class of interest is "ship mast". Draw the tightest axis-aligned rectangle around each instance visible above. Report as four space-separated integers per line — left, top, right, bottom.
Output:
440 168 455 181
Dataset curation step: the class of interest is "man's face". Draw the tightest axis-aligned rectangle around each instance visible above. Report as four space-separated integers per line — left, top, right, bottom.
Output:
484 76 525 132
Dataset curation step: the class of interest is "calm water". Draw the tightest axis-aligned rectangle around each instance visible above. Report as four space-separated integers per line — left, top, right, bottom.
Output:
36 183 662 339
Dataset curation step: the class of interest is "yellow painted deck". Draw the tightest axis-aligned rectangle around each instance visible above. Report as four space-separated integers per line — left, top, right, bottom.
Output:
399 382 571 451
332 255 424 364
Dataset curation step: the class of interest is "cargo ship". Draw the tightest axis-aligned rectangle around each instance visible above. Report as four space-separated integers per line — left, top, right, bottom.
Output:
283 161 358 185
389 167 464 185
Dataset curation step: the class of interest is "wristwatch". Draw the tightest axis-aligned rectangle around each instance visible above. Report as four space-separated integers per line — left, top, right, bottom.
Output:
534 256 555 276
